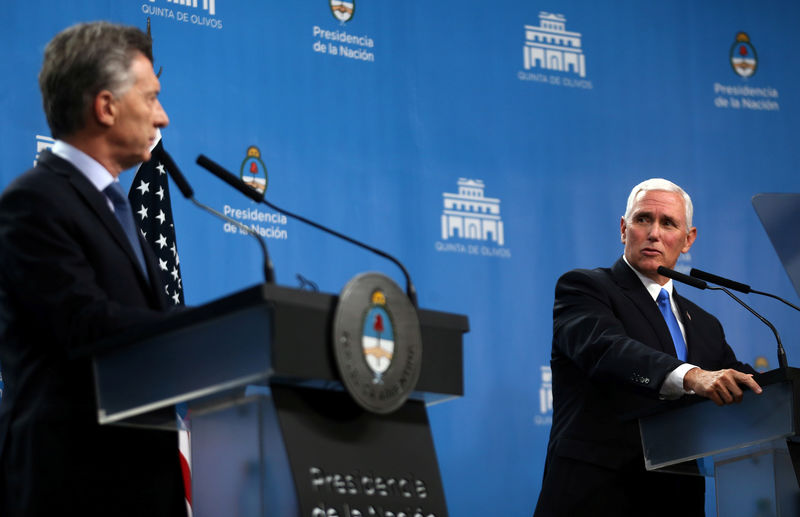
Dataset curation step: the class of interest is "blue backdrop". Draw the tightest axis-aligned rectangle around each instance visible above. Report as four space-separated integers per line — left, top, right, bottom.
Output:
2 1 800 515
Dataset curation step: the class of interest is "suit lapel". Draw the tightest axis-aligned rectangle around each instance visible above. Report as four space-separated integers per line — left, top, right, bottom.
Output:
610 258 679 356
40 151 162 306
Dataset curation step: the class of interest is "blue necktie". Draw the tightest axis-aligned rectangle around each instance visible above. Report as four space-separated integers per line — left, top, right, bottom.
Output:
657 288 687 361
104 182 148 278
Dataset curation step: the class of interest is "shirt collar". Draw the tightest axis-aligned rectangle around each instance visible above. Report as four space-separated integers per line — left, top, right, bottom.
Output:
51 140 116 192
621 254 674 302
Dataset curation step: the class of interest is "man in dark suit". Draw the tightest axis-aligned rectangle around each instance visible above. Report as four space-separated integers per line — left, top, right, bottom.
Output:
0 22 186 516
533 179 762 516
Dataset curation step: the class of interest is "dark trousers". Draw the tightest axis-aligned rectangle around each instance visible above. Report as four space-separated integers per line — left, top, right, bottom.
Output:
533 455 705 517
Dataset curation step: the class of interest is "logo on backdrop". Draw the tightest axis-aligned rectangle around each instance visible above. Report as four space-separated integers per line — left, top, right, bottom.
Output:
730 32 757 78
518 11 592 89
312 1 375 62
240 146 268 194
435 178 511 258
713 32 779 112
333 273 422 414
142 0 223 30
754 356 769 372
330 0 355 23
535 365 552 426
34 135 55 166
221 145 287 240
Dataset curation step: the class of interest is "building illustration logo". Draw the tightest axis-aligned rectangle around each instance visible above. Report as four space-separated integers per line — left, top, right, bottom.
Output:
143 0 223 29
539 366 553 415
149 0 216 16
523 12 585 77
534 365 553 426
730 32 757 78
441 178 504 245
330 0 354 23
239 146 268 194
34 134 55 167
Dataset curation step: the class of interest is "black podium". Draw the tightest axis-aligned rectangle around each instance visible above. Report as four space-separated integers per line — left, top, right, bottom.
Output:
91 283 468 516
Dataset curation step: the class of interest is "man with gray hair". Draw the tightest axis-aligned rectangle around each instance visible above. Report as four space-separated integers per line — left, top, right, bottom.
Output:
0 22 185 516
533 179 761 516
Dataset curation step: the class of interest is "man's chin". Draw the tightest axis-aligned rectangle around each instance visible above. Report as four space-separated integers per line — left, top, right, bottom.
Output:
118 152 151 173
632 259 667 280
133 150 152 167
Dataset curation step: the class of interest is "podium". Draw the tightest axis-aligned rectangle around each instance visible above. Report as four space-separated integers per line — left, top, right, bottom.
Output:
91 283 468 516
639 368 800 516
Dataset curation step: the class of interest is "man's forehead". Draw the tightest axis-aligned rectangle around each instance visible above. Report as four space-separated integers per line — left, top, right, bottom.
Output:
132 61 160 91
631 189 684 211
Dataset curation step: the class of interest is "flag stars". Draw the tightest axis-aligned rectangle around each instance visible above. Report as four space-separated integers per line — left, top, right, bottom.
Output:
140 228 147 239
132 151 183 306
156 234 168 249
136 180 150 195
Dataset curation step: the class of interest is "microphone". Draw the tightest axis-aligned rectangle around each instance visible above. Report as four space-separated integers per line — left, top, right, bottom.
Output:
655 266 708 290
658 266 788 369
160 151 275 284
196 155 263 203
195 154 419 307
690 267 800 312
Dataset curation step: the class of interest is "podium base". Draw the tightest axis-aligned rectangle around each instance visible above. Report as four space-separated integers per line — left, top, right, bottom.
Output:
715 440 800 517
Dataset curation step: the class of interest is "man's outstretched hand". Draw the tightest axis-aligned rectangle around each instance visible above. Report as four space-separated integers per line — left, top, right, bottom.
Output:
684 368 762 406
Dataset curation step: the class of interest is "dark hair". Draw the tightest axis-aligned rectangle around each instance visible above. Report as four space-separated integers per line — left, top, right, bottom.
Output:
38 21 153 139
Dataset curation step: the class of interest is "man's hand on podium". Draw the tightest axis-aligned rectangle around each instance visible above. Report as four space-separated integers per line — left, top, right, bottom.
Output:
683 368 763 406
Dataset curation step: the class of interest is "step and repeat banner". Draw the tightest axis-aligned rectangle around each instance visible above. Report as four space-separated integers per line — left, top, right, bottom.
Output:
2 1 800 514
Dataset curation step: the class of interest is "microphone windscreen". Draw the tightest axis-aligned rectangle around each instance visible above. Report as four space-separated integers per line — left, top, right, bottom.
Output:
657 266 707 289
196 154 264 203
161 151 194 199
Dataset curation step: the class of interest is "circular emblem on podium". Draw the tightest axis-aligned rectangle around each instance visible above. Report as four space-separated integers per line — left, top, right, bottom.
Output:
333 272 422 414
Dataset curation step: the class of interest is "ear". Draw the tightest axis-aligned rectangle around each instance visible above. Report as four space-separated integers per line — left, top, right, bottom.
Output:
620 216 627 244
682 226 697 253
93 90 116 128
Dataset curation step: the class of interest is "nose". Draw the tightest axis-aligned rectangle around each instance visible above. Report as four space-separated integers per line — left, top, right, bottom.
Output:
154 100 169 128
647 222 662 240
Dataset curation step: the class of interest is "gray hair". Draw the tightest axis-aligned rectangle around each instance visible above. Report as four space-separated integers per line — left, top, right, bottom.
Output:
39 21 153 139
623 178 694 231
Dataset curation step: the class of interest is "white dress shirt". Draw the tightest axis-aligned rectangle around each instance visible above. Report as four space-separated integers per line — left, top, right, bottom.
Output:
50 140 118 212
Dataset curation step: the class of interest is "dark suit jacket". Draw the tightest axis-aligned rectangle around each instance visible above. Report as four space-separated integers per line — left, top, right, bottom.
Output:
534 258 753 516
0 151 186 516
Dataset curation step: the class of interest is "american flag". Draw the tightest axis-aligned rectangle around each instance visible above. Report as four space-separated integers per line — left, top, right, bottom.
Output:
128 135 184 306
128 133 192 513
